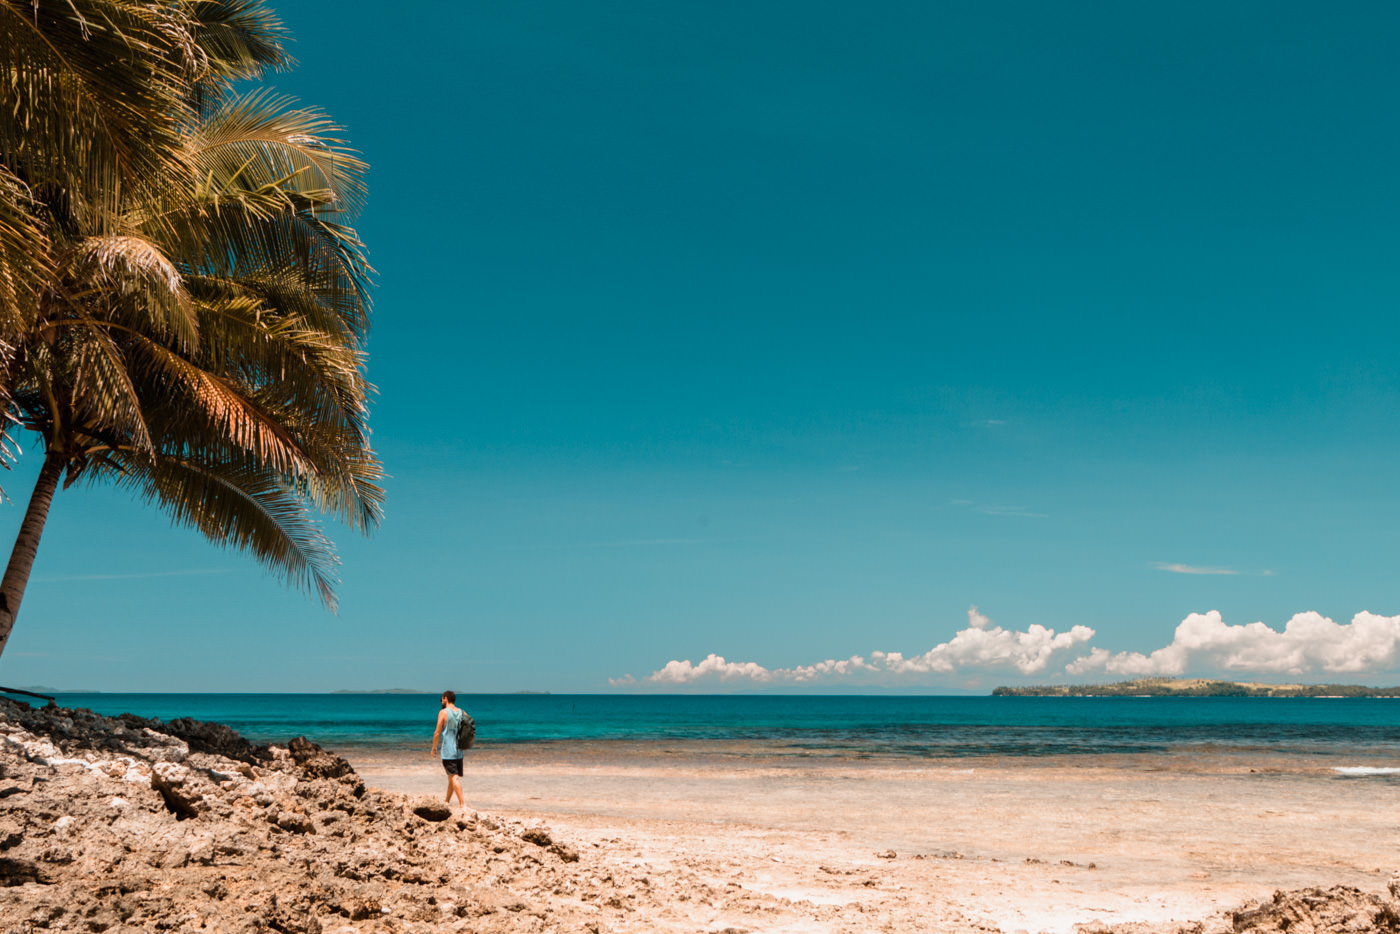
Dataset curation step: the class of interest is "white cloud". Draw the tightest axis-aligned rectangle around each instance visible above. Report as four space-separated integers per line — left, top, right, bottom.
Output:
620 607 1095 687
645 655 776 685
613 606 1400 690
1064 647 1110 676
1065 610 1400 677
1152 562 1239 576
872 606 1093 675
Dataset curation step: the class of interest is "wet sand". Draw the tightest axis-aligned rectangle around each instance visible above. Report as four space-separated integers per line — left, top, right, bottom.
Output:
351 742 1400 933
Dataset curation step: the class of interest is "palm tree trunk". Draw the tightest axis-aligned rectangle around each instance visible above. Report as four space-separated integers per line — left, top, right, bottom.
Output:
0 451 66 659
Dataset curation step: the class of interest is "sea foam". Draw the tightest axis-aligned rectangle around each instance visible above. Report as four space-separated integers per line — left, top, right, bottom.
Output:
1332 766 1400 776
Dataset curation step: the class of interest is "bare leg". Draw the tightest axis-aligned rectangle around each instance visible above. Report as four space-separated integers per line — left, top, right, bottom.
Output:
448 773 465 807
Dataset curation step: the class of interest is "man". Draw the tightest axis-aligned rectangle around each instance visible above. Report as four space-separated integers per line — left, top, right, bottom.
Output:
430 690 467 808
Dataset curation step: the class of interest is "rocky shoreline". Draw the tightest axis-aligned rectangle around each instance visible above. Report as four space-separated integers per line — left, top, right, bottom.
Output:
3 697 1399 933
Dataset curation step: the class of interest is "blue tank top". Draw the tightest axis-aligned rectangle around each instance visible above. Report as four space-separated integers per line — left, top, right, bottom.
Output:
441 707 462 759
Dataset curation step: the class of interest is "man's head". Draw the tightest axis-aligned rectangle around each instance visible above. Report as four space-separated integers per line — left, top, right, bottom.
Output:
442 690 456 706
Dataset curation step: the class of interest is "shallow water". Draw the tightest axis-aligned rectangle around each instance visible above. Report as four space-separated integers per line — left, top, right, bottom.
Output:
45 693 1400 762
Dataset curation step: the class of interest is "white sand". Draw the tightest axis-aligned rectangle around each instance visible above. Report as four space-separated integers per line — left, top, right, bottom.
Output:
346 743 1400 933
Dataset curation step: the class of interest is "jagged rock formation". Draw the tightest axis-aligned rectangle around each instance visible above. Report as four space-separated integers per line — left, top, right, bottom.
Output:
0 699 587 932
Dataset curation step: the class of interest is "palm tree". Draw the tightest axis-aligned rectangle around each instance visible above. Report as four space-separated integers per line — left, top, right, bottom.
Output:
0 0 383 660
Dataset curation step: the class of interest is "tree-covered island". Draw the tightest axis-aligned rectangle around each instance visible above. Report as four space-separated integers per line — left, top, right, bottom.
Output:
993 678 1400 697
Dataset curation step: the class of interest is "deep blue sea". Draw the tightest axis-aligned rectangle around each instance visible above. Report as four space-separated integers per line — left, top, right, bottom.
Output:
28 693 1400 763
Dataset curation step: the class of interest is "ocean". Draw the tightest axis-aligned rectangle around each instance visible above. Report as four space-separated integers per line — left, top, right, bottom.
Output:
34 692 1400 767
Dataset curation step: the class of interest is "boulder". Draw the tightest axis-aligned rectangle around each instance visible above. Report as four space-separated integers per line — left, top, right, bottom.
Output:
286 736 355 780
1230 886 1400 934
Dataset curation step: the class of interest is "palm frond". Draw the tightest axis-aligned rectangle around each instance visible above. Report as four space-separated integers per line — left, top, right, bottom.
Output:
181 0 291 88
0 0 194 203
287 424 385 533
10 318 152 455
0 165 49 358
120 330 313 475
0 1 379 631
59 235 198 352
154 198 372 338
183 284 371 434
185 89 367 217
64 319 153 453
92 450 340 610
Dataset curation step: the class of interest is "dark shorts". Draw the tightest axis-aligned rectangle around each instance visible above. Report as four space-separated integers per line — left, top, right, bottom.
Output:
442 757 463 776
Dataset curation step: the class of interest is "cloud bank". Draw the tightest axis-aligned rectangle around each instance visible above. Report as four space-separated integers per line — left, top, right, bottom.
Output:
611 606 1095 686
1065 610 1400 677
612 609 1400 688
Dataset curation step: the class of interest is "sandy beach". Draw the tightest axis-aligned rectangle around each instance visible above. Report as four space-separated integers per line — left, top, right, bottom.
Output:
4 699 1399 933
353 742 1400 932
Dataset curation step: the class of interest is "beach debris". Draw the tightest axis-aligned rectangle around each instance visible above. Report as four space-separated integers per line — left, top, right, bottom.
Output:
877 850 897 859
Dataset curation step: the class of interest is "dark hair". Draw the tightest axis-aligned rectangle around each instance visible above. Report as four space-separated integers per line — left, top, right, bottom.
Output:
442 690 456 704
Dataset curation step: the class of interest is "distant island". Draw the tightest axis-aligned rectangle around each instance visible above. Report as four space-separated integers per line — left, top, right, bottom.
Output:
330 689 551 695
993 678 1400 697
9 686 100 695
331 688 432 695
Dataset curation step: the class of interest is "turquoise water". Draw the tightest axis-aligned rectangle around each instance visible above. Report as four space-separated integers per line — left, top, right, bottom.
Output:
27 693 1400 762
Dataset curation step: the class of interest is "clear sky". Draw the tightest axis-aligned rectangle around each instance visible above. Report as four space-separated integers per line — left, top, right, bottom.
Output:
5 0 1400 693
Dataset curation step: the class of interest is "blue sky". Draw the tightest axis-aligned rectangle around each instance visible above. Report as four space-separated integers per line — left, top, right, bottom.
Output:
5 0 1400 692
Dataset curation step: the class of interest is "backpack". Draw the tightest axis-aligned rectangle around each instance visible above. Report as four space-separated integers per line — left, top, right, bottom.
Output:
455 710 476 750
